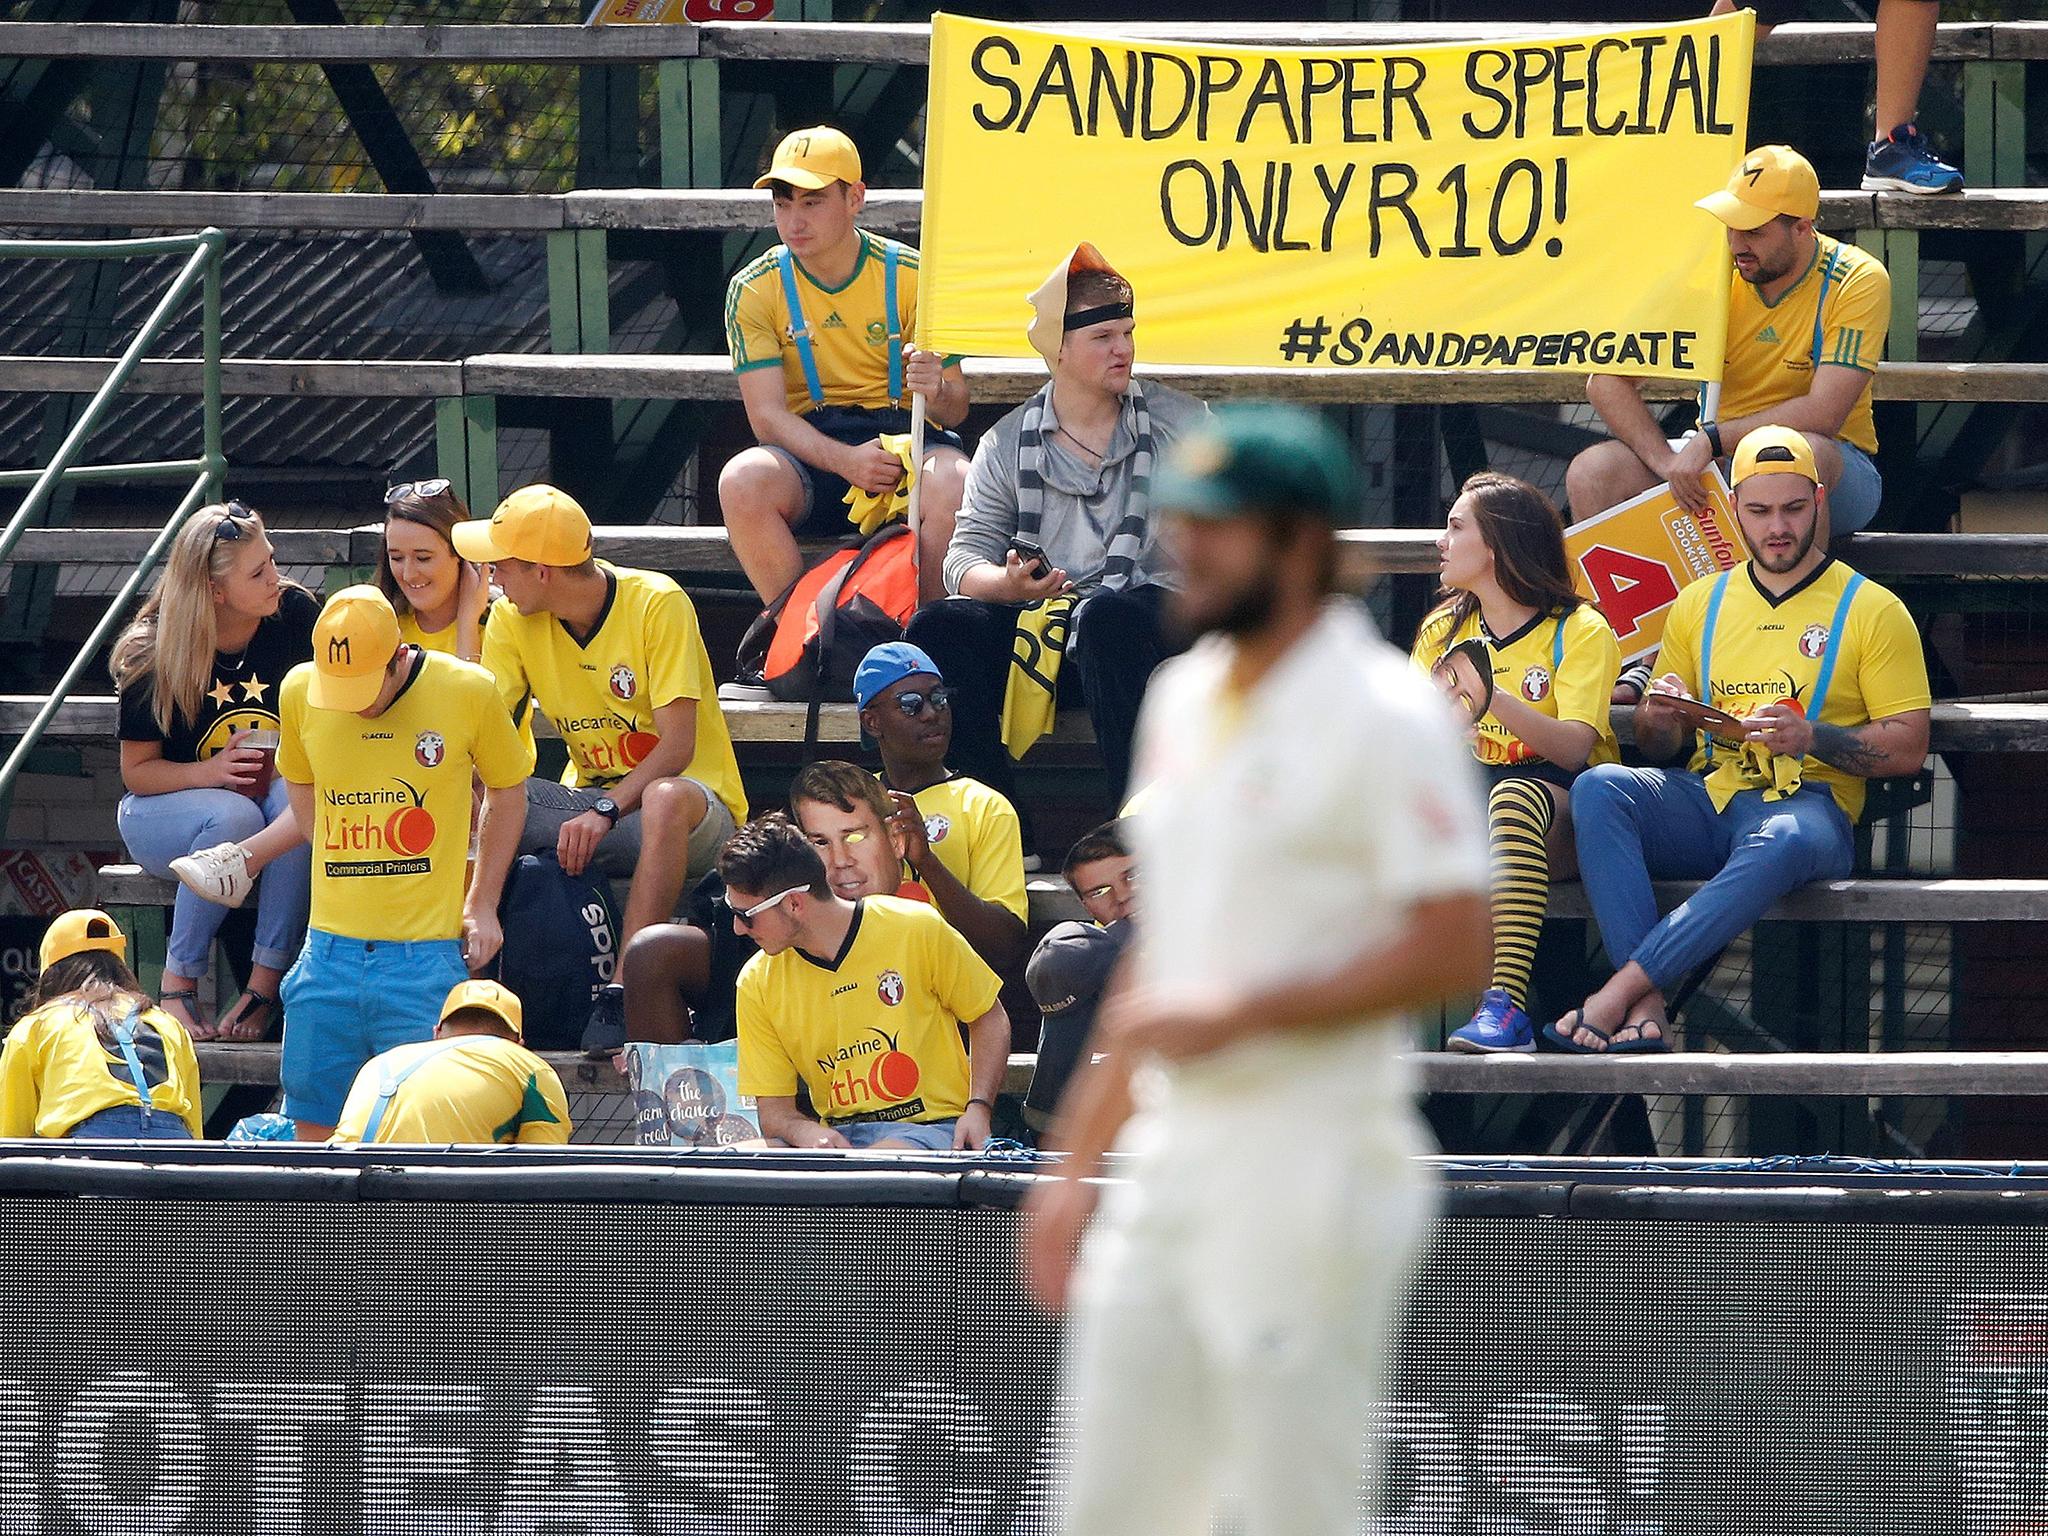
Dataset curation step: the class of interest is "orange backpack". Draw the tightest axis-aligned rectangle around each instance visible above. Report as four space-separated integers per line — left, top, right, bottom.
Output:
735 522 919 711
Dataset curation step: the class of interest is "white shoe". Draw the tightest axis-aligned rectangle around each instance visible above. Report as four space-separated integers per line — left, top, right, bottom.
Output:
171 842 253 908
717 680 775 703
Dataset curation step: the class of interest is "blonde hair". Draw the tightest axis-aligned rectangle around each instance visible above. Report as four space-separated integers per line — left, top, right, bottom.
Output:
109 502 292 736
375 484 472 618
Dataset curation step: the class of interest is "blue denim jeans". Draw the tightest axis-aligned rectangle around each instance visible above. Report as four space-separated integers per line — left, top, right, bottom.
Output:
118 778 310 976
69 1104 195 1140
1571 766 1855 991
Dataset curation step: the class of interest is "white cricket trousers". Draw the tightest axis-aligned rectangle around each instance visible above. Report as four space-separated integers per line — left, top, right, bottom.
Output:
1059 1120 1438 1536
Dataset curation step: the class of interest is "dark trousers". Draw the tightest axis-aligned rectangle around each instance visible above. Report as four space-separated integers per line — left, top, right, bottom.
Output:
906 585 1177 836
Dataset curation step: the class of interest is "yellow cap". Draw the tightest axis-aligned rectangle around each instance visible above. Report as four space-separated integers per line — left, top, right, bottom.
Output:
1731 425 1821 487
752 126 862 192
39 909 127 973
440 978 524 1038
1695 144 1821 231
451 484 593 567
308 584 401 712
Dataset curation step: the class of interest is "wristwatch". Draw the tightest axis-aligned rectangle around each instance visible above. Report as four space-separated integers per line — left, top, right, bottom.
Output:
591 795 621 826
1703 421 1725 457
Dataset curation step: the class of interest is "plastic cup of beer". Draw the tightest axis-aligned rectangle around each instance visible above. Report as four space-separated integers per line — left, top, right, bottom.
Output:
240 729 280 799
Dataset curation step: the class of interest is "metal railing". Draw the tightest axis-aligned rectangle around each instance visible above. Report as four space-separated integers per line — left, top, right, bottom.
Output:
0 227 225 804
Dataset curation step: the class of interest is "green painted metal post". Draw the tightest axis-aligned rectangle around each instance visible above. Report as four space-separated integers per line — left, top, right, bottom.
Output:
436 394 499 511
200 226 224 500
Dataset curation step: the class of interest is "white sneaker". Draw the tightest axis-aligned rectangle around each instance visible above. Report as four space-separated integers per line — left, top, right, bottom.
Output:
717 680 775 703
171 842 253 908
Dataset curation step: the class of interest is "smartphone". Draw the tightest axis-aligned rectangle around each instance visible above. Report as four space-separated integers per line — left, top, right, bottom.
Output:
1009 536 1052 580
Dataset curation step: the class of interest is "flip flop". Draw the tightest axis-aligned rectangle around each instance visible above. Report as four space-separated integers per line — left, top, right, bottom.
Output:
1609 1016 1672 1055
217 991 280 1043
159 987 217 1043
1540 1010 1613 1054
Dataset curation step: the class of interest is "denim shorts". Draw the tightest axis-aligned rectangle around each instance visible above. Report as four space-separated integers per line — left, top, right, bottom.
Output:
838 1117 958 1151
1828 440 1883 537
279 929 468 1127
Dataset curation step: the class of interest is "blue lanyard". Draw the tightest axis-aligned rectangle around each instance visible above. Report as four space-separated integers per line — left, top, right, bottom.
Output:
106 1003 155 1127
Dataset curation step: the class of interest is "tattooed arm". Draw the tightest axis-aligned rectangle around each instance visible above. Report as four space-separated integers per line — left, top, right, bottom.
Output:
1745 704 1931 779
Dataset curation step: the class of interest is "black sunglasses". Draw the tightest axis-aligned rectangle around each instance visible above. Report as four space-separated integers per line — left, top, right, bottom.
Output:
885 686 952 718
210 501 258 544
385 478 453 504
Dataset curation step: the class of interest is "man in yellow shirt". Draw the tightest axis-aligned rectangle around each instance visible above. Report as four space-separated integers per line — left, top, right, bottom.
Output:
1568 145 1890 546
1551 427 1931 1054
719 125 972 603
724 816 1008 1151
332 979 571 1145
456 485 746 976
276 586 534 1136
854 641 1028 977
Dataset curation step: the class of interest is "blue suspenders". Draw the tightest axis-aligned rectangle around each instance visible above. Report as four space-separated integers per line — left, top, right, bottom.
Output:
107 1002 157 1127
775 241 904 410
1551 614 1567 674
1699 568 1865 762
362 1038 468 1143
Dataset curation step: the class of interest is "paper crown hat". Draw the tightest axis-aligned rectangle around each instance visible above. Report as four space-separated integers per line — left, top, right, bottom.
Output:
1026 242 1127 369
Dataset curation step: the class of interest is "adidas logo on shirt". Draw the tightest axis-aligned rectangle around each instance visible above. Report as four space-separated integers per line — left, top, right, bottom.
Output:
1757 324 1782 344
822 311 847 330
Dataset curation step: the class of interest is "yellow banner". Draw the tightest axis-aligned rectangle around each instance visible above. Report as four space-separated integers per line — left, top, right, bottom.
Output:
1566 468 1746 663
920 12 1751 375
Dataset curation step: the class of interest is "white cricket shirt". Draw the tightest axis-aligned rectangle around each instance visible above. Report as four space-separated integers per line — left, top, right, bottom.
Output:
1125 601 1489 1121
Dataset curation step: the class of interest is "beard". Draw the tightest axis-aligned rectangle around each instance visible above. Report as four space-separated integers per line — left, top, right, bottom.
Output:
1753 518 1818 573
1170 545 1285 642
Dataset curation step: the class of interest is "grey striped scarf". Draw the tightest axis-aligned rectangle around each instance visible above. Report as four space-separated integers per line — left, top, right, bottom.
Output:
1014 381 1153 593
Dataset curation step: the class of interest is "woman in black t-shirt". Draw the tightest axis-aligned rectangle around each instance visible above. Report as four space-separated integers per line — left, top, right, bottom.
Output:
109 503 316 1042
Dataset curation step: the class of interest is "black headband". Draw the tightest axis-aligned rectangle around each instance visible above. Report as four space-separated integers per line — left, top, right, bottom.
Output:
1064 301 1133 332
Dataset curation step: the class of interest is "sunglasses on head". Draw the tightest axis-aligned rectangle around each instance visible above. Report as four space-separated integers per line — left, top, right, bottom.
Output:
209 501 258 544
385 478 453 504
723 884 809 928
884 686 952 718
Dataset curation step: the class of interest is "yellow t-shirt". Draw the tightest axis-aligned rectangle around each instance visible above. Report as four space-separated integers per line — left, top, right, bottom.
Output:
279 650 535 942
481 564 746 824
899 775 1028 921
396 608 488 658
331 1034 572 1145
1412 602 1622 771
1658 558 1930 821
1720 232 1889 455
735 896 1001 1126
726 229 927 415
0 998 203 1138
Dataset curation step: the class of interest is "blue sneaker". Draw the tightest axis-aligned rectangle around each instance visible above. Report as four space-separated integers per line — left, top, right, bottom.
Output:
1447 989 1536 1054
1863 123 1962 195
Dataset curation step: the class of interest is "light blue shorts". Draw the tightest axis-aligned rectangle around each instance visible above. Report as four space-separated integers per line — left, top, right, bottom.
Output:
279 930 467 1127
838 1118 958 1151
1827 439 1883 536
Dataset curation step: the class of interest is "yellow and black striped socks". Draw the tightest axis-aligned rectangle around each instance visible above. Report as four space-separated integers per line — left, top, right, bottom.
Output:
1487 776 1556 1009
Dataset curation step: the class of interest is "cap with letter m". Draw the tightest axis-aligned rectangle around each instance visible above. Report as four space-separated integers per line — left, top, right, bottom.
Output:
1731 424 1821 488
452 484 594 567
440 978 524 1039
1696 144 1820 230
753 125 862 191
308 584 401 712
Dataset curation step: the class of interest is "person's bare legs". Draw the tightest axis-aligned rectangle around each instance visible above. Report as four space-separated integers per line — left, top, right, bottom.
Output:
1874 0 1939 139
624 776 705 943
719 448 809 603
622 923 708 1043
915 446 970 605
1564 438 1661 524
